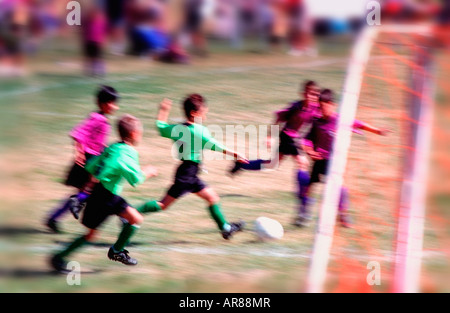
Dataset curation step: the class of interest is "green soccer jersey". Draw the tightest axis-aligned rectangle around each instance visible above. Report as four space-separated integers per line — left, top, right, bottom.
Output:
156 120 227 163
85 142 146 195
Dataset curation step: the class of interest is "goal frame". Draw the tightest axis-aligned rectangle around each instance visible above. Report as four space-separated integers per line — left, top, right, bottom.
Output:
305 24 434 293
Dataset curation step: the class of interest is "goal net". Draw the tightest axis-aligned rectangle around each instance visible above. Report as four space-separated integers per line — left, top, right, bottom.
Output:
305 24 444 293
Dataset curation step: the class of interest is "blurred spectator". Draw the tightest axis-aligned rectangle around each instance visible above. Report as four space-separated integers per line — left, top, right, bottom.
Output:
206 0 271 52
270 0 288 51
105 0 127 55
125 0 157 55
232 0 257 50
435 0 450 47
183 0 208 56
256 0 275 52
286 0 317 57
212 0 235 40
228 0 273 52
382 0 441 22
286 0 302 54
0 0 30 77
35 0 64 38
126 0 189 64
81 4 108 77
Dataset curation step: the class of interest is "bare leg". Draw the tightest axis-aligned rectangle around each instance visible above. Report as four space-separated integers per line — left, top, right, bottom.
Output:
159 194 177 210
294 154 309 171
195 187 220 205
119 206 144 225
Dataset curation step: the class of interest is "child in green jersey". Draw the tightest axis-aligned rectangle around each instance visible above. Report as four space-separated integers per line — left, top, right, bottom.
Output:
138 94 249 239
50 114 158 272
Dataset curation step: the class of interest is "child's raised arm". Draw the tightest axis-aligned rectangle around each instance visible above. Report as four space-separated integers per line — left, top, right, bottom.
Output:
157 98 172 123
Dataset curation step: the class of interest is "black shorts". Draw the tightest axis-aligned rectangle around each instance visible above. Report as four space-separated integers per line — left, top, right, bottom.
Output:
106 0 125 27
81 183 129 229
84 41 102 59
278 131 300 156
167 161 207 199
310 159 329 184
64 154 94 189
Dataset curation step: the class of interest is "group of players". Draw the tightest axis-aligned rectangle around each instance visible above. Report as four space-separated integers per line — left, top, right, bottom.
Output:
46 82 387 273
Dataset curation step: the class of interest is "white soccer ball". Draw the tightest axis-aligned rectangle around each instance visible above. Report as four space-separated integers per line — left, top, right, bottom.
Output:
254 217 284 240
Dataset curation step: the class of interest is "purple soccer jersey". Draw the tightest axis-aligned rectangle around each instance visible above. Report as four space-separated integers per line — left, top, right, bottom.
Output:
275 100 320 138
302 114 365 160
70 112 110 156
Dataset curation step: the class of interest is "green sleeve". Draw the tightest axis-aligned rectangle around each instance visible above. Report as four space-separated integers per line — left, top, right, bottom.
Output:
156 120 177 139
119 153 146 187
202 126 227 153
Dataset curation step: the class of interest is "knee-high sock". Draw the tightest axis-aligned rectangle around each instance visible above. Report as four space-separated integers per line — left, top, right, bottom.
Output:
208 203 228 231
113 223 140 252
56 235 88 259
48 198 72 221
136 200 162 214
297 170 310 216
339 187 349 213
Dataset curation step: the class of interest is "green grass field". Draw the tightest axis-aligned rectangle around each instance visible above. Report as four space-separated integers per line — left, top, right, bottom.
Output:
0 37 448 293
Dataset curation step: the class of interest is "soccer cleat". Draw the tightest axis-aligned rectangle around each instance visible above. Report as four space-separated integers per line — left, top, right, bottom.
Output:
222 221 245 240
46 219 61 233
107 247 138 266
294 216 310 228
50 255 69 273
228 161 242 177
294 208 313 227
69 195 86 220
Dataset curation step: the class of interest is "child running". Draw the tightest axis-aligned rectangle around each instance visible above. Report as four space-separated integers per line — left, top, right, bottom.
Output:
137 95 249 240
45 85 119 233
229 80 320 175
51 114 158 272
297 89 390 227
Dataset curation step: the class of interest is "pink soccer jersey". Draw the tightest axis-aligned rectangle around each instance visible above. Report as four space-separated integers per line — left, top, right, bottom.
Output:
70 112 110 156
275 100 320 138
302 114 365 160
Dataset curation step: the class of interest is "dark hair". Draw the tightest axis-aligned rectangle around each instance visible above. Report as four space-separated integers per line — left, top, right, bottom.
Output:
319 89 334 103
97 85 119 106
118 114 141 141
302 80 318 92
183 94 206 119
